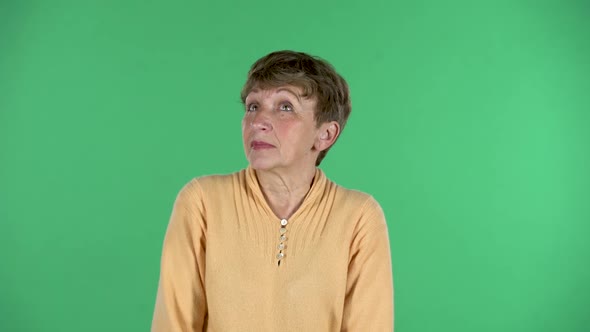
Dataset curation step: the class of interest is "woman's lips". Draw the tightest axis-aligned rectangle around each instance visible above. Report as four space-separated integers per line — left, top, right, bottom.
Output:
251 141 275 150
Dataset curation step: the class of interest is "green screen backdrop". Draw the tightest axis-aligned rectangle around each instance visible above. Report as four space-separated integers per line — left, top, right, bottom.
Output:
1 0 589 331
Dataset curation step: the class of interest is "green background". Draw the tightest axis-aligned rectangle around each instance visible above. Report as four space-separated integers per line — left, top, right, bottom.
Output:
1 0 589 331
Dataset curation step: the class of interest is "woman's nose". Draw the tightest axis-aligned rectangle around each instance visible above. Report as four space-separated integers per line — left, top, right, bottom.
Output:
251 108 273 131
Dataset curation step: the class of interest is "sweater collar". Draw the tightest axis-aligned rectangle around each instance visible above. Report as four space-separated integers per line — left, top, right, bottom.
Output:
245 166 328 221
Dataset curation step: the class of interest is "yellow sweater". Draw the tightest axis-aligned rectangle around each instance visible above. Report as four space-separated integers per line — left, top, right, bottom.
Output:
151 167 394 331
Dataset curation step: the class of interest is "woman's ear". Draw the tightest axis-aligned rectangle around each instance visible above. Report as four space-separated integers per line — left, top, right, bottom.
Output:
315 121 340 152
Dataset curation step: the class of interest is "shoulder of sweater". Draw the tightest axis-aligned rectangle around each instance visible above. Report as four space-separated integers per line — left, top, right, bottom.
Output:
331 182 387 230
195 171 238 184
181 169 244 194
332 182 382 210
171 170 243 213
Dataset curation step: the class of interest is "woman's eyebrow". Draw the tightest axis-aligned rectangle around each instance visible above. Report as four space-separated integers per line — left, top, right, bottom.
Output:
276 88 302 103
246 87 302 104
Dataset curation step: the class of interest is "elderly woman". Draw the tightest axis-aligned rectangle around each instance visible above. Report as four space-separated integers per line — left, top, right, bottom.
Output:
151 50 394 331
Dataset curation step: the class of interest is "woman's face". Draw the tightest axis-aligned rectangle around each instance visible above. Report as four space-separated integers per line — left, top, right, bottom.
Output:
242 85 321 172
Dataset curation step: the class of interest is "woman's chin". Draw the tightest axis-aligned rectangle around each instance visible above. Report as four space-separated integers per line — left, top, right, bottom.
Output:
248 158 278 171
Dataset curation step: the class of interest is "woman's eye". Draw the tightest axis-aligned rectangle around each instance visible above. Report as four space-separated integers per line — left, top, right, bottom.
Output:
246 104 257 112
279 103 293 112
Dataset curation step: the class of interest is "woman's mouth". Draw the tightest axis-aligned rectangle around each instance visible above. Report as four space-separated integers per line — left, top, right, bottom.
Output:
251 141 275 150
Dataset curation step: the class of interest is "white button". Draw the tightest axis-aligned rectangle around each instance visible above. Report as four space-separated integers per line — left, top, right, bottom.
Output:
278 243 285 250
280 235 286 242
279 228 287 234
276 252 284 259
281 219 288 226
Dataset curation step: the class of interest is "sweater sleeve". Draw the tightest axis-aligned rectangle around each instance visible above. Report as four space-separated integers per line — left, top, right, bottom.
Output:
342 197 394 331
151 179 207 332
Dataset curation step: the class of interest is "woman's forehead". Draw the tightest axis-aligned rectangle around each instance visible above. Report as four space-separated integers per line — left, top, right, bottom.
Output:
247 85 305 100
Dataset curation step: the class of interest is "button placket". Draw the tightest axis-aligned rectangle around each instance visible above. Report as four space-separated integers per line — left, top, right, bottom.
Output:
277 219 288 265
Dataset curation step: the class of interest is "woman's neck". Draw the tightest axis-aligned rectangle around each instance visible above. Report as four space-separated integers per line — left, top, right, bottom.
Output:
255 166 316 220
